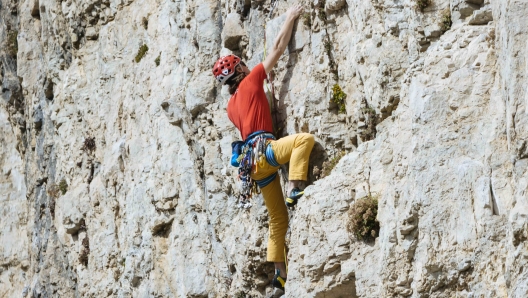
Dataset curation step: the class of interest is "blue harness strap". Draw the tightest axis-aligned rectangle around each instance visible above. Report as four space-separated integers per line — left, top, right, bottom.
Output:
265 143 280 167
255 172 277 188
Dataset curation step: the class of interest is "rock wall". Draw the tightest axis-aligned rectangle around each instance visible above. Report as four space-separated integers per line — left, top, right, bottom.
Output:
0 0 527 297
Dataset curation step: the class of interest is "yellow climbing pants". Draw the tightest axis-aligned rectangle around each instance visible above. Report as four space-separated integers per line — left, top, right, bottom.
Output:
251 133 315 262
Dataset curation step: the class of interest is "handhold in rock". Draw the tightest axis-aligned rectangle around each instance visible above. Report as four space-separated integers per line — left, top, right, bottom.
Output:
458 259 472 272
400 224 417 235
222 13 245 51
468 7 493 25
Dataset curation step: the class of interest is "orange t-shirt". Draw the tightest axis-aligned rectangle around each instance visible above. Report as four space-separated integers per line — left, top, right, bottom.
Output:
227 63 273 140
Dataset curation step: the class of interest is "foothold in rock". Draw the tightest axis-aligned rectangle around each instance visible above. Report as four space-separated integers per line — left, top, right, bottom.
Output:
452 1 481 21
44 78 54 100
151 216 174 237
400 224 417 235
395 286 413 296
85 27 98 40
131 276 142 287
457 259 472 272
161 100 184 126
325 0 346 11
30 0 40 18
33 106 44 130
468 7 493 25
64 216 84 234
21 260 30 271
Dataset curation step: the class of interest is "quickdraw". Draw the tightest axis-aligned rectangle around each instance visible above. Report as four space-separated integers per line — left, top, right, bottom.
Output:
236 131 276 208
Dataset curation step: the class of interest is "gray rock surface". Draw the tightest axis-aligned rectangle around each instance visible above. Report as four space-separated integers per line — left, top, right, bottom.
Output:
0 0 527 297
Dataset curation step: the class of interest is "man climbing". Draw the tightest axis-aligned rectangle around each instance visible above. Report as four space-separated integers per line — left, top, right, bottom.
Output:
212 4 314 292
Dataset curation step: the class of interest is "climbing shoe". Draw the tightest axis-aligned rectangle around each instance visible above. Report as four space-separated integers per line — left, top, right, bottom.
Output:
286 188 304 208
272 269 287 291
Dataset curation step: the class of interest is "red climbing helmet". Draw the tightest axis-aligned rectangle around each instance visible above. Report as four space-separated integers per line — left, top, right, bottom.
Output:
212 54 242 84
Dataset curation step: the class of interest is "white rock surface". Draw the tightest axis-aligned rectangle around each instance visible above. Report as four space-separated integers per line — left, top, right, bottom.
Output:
0 0 527 297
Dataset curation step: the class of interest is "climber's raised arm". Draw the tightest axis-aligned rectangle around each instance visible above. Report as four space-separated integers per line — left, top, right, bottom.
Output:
263 4 303 74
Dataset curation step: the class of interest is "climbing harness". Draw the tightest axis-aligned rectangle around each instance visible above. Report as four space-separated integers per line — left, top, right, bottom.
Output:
232 130 280 208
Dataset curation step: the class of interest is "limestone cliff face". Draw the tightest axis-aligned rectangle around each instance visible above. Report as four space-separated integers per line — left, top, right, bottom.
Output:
1 0 527 297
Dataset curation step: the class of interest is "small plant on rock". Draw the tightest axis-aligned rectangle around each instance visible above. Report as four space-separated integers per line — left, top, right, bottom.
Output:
7 30 18 57
323 40 339 80
347 195 380 241
302 12 311 27
318 6 327 22
331 84 347 113
416 0 430 12
59 179 68 195
321 150 346 178
135 44 149 63
440 8 452 32
155 54 161 66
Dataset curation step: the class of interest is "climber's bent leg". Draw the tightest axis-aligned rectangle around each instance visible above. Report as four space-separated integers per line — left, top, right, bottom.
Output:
269 133 314 181
268 133 314 205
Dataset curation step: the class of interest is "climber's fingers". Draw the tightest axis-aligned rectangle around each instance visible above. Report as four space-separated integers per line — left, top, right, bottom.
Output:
287 4 303 20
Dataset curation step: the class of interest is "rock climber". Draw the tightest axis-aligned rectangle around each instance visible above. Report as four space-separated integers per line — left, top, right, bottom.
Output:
212 4 314 292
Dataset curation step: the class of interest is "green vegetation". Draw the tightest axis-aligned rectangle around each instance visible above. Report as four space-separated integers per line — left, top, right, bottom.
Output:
440 8 452 32
323 40 339 80
324 40 332 55
317 6 327 22
321 150 346 178
59 179 68 195
135 44 149 63
361 106 376 115
331 84 347 113
416 0 430 12
347 195 380 241
7 30 18 57
302 12 311 27
155 53 160 66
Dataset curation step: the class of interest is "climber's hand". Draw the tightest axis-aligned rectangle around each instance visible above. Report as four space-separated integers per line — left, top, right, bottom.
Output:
263 4 304 74
287 4 303 20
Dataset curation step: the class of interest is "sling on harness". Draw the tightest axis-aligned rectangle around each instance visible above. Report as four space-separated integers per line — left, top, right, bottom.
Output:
231 130 281 207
